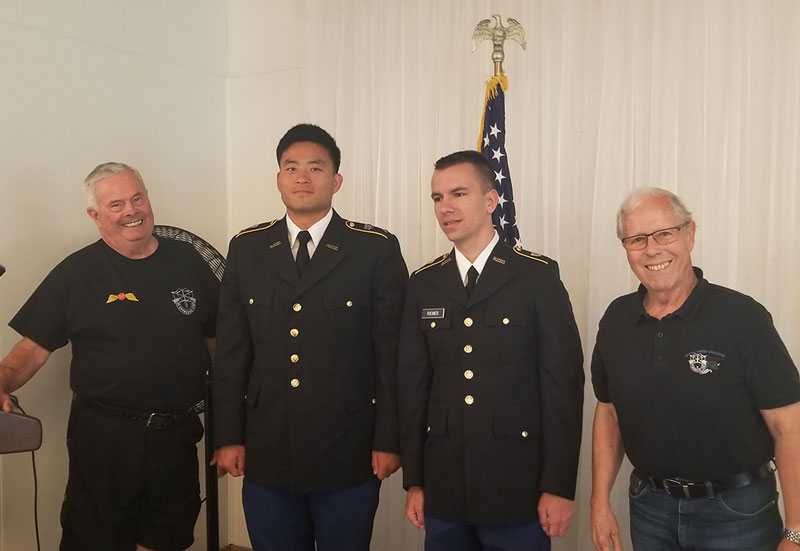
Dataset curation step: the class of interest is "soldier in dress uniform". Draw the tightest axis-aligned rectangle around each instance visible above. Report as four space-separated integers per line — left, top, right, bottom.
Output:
212 124 408 551
397 150 584 551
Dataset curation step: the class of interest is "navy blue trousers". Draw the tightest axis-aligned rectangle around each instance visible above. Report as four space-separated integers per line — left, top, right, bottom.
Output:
425 515 551 551
242 477 380 551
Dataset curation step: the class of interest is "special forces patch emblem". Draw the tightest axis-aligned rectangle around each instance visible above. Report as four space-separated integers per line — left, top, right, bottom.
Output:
172 288 197 316
686 350 725 375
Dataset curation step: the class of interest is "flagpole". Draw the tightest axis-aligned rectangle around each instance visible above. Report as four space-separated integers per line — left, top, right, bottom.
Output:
472 15 526 247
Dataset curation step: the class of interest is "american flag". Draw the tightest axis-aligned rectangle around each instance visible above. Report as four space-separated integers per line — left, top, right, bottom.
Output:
478 75 520 247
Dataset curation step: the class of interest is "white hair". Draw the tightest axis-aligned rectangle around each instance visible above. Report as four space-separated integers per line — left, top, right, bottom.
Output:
83 162 145 209
616 187 693 239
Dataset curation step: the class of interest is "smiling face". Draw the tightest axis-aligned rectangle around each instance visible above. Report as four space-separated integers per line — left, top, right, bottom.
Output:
277 141 343 227
87 170 156 258
621 195 696 301
431 162 498 258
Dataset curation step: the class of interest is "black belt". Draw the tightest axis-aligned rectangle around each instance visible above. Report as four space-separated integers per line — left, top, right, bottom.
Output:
638 461 776 499
79 396 204 430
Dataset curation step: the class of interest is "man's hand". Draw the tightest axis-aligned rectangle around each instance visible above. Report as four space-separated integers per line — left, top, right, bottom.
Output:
763 403 800 551
537 492 574 537
405 486 425 530
0 392 15 413
371 450 401 480
590 501 623 551
591 402 626 549
211 445 245 477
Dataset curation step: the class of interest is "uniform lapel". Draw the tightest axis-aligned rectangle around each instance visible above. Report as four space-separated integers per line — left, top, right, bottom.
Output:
428 250 469 306
293 211 346 298
260 217 300 286
467 242 515 307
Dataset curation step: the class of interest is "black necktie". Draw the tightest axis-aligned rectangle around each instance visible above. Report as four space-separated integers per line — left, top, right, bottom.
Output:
295 231 312 275
465 266 478 296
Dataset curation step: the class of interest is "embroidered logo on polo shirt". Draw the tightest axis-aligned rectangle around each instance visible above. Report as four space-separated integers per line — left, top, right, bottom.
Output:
106 292 139 303
686 350 725 374
172 288 197 315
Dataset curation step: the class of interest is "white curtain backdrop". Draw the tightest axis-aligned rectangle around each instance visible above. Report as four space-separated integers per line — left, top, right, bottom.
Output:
301 1 800 549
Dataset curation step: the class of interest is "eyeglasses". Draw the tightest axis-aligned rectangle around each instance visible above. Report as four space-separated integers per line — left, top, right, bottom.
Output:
621 222 690 251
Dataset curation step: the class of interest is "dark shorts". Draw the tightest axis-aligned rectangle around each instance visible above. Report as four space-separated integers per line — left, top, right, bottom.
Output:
60 398 203 551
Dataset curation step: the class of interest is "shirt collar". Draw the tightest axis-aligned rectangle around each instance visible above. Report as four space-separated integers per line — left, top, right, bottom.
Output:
454 232 500 284
286 208 333 249
632 266 709 323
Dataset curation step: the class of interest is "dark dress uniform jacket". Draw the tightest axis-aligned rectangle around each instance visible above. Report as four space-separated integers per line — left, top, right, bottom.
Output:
213 211 407 493
398 242 584 524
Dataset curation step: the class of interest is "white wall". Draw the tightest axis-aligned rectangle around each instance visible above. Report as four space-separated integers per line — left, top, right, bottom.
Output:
7 2 795 551
0 2 229 549
223 0 304 546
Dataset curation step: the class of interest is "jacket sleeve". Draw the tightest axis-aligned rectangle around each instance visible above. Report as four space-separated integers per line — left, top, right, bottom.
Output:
535 262 585 499
370 234 408 453
397 275 433 488
211 236 254 448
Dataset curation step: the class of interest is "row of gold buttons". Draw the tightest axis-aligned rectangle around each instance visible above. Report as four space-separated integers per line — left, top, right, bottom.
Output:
291 303 303 387
286 300 355 389
429 316 511 329
463 317 475 406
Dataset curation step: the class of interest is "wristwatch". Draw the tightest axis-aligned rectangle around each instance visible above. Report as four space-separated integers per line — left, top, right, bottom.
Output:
785 529 800 546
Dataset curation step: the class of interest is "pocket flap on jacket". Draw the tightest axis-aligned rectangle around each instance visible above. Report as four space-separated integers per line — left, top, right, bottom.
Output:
345 386 375 413
245 381 261 408
485 302 526 327
492 405 539 439
426 403 448 436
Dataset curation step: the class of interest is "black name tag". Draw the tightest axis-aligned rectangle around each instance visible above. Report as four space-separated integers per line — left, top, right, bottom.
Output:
421 308 445 319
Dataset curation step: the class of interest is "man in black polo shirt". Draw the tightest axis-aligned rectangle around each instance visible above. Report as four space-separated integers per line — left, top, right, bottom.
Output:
590 187 800 551
0 162 218 551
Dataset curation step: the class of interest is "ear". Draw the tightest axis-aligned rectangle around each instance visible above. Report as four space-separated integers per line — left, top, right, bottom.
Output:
86 207 99 223
686 221 697 252
333 173 343 194
486 188 499 215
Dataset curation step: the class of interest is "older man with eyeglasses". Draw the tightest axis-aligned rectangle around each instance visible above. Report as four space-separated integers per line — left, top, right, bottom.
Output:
590 187 800 551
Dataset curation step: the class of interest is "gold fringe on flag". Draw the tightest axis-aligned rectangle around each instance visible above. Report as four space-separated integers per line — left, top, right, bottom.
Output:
476 74 509 150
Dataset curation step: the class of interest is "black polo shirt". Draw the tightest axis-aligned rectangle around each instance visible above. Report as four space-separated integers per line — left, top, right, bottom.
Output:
10 238 218 412
591 267 800 480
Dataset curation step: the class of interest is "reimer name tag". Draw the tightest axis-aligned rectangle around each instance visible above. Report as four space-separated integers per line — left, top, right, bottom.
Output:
421 308 445 319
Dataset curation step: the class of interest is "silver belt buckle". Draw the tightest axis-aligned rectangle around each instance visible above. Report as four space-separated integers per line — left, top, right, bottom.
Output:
662 478 693 498
146 412 158 428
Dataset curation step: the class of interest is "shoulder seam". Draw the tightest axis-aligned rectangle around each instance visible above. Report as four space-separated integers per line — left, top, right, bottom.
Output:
413 253 450 275
512 245 549 265
345 220 388 239
234 219 279 239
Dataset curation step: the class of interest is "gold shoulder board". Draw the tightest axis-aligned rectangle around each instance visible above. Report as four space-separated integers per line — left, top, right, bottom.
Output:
345 220 389 239
413 252 451 275
234 219 279 238
512 245 549 265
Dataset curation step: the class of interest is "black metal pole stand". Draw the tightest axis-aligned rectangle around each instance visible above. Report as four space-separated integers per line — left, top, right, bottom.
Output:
204 369 219 551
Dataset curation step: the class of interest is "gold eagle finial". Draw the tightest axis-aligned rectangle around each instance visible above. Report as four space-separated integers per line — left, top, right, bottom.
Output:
472 14 527 76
